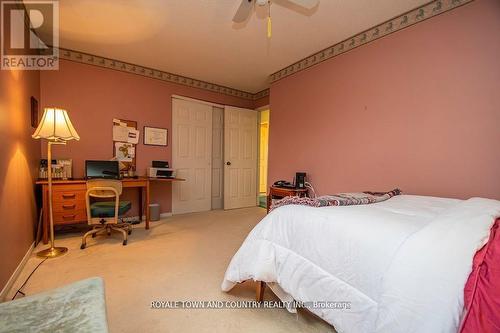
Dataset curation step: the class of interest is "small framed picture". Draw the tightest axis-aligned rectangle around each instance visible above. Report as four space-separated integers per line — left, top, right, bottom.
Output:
30 96 38 128
144 126 168 146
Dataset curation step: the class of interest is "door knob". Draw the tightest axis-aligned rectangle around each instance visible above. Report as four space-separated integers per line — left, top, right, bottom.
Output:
226 161 231 166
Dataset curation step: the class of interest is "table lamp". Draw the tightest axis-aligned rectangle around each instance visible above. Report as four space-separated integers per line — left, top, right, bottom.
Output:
32 107 80 258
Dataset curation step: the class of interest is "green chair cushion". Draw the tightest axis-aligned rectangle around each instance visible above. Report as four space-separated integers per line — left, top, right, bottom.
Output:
90 201 131 218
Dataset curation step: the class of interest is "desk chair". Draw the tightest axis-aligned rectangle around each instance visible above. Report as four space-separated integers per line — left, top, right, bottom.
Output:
81 179 132 249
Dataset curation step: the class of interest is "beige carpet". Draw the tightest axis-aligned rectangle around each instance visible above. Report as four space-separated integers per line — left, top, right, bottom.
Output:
7 208 334 333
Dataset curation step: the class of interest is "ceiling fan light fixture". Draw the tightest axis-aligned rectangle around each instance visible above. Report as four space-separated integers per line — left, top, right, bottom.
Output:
232 0 319 38
267 1 272 38
267 16 272 38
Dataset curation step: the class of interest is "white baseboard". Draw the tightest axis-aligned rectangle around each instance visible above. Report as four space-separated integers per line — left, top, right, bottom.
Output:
160 212 174 219
140 213 173 219
144 212 173 219
124 212 173 222
0 242 35 302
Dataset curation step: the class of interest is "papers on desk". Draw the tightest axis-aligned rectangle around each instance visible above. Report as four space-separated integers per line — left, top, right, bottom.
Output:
113 118 139 144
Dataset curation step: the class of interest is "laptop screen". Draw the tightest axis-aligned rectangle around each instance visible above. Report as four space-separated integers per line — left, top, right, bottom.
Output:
85 160 120 179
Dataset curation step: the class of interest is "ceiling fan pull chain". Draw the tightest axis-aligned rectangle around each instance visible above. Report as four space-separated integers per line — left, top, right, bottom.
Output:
267 1 272 38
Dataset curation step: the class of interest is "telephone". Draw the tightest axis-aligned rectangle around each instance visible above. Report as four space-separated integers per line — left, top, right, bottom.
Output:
273 172 307 189
295 172 306 189
273 180 295 188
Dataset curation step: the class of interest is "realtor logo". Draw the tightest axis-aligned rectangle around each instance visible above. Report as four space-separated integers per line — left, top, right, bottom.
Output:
1 0 59 70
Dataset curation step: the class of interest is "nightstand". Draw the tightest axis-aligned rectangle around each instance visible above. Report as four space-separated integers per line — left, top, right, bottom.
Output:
267 186 308 213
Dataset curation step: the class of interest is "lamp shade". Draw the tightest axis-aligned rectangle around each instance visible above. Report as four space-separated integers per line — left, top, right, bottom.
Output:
32 107 80 141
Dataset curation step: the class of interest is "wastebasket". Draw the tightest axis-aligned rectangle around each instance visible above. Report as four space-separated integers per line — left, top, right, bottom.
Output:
149 203 160 221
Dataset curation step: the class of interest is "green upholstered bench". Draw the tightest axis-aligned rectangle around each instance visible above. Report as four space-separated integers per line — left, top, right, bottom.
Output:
0 277 108 333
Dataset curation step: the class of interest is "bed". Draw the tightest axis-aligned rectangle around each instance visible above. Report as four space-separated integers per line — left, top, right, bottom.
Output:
221 195 500 333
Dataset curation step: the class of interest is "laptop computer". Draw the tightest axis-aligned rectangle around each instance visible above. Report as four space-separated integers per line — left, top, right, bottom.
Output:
85 160 120 180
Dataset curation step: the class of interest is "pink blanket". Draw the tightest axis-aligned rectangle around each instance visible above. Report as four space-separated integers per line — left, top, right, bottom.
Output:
460 217 500 333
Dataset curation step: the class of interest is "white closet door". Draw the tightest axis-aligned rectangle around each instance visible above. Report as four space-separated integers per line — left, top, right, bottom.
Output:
211 107 224 209
224 106 258 210
172 98 212 214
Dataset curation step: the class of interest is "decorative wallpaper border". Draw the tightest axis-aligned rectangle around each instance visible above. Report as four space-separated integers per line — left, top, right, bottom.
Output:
57 48 256 100
253 89 270 100
270 0 474 83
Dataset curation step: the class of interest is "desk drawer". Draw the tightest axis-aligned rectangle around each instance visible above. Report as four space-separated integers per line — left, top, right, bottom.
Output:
122 180 147 188
53 210 87 224
52 200 86 213
53 190 86 202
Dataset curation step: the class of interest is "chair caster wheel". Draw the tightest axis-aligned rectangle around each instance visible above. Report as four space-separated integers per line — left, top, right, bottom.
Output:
80 244 86 249
123 240 127 246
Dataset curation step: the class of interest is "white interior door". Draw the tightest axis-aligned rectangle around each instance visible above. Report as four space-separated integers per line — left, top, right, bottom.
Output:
211 107 224 209
172 98 212 214
224 106 258 210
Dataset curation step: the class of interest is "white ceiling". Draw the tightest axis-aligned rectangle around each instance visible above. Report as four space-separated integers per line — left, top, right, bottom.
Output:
54 0 429 93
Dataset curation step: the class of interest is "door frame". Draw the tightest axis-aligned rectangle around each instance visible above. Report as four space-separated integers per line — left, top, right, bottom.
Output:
256 105 270 206
211 106 224 210
172 95 263 212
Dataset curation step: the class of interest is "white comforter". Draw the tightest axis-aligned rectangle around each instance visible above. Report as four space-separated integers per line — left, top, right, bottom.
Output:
221 195 500 333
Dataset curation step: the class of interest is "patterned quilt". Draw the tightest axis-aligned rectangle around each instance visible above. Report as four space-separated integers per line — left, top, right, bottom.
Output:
270 188 401 212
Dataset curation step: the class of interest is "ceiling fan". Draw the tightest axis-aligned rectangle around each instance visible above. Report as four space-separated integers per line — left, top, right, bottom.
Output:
233 0 319 38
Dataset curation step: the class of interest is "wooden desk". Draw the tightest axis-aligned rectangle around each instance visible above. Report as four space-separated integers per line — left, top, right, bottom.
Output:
267 186 308 213
36 177 184 244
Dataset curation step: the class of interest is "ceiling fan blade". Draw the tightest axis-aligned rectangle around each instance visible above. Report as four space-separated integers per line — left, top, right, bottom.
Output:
286 0 319 9
233 0 254 23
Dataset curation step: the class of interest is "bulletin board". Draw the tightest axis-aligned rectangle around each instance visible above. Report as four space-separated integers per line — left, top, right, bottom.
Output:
112 118 139 175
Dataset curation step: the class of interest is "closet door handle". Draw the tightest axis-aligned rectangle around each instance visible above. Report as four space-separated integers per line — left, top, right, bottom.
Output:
226 161 231 166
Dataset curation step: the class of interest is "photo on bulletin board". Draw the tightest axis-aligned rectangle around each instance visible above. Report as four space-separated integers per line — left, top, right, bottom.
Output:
144 126 168 146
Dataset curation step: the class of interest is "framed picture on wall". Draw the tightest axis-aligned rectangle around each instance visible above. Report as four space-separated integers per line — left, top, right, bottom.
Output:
30 96 38 128
144 126 168 146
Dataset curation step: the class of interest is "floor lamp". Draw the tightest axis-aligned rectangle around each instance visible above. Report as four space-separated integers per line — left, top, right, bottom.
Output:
32 108 80 258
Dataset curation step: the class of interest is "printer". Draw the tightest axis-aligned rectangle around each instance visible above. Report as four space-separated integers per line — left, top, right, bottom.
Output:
148 167 175 179
148 161 175 178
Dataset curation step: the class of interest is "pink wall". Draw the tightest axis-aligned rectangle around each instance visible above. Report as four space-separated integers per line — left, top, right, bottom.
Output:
41 59 254 214
254 95 270 109
0 68 40 290
269 0 500 200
